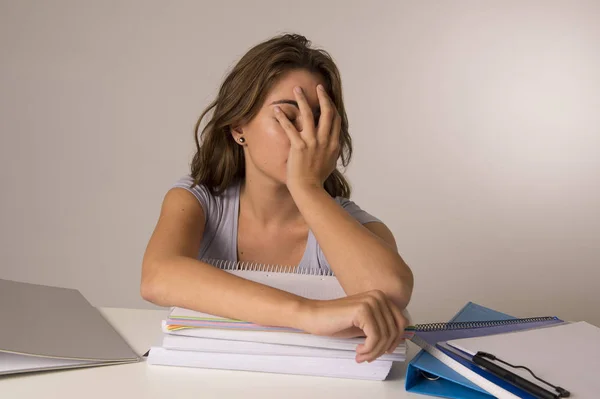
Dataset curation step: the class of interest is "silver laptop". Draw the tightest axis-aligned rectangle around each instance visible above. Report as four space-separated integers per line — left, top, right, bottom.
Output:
0 279 140 376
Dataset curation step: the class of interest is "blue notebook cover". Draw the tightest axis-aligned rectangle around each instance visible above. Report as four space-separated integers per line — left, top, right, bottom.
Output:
404 302 562 399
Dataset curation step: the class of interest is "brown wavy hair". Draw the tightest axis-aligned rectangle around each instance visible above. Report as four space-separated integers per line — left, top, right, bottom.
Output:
190 33 352 198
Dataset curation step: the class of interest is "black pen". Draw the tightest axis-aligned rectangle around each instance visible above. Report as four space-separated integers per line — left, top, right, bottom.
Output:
472 352 558 399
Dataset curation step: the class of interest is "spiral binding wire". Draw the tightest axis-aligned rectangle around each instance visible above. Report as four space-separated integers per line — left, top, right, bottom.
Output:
410 316 559 332
202 258 336 276
203 258 557 335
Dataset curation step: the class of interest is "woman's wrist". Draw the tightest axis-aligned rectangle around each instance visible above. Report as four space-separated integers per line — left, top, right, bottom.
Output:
287 179 324 198
287 182 331 220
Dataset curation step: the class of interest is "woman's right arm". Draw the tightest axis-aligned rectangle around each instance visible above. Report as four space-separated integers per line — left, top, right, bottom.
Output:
140 188 407 362
141 187 308 329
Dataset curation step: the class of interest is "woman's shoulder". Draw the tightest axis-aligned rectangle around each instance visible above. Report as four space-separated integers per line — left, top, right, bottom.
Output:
171 175 239 217
333 195 382 225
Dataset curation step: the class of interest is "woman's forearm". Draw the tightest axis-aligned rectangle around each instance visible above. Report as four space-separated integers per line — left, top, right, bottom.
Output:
289 184 413 309
141 255 308 329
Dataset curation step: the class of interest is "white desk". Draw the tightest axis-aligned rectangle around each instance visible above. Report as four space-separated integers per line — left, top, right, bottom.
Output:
1 308 424 399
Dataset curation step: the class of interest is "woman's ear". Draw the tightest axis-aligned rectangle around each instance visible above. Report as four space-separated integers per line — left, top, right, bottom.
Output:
230 126 245 145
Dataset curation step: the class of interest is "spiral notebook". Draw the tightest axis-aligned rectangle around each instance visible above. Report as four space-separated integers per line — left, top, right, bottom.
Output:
166 259 343 333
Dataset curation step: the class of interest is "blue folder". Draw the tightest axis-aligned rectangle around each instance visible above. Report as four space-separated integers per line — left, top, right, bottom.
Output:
404 302 520 398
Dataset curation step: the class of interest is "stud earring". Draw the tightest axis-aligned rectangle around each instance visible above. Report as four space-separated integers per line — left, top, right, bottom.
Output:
238 137 245 143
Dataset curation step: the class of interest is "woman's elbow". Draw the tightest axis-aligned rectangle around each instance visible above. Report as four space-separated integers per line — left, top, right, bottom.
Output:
140 279 156 303
386 268 414 310
140 265 167 306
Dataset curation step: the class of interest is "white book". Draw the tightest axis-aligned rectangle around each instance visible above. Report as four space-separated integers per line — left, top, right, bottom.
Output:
147 347 393 381
161 333 405 362
163 320 407 355
447 322 600 399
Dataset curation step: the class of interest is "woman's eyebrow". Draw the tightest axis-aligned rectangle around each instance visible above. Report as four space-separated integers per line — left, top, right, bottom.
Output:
270 99 321 117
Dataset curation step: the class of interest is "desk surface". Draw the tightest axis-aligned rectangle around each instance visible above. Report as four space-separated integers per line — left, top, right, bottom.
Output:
1 307 424 399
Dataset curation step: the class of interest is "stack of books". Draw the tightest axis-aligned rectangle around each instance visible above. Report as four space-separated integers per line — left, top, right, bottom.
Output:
145 259 406 380
147 306 406 380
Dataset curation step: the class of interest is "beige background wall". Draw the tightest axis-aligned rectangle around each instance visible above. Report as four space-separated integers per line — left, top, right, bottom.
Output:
1 1 599 325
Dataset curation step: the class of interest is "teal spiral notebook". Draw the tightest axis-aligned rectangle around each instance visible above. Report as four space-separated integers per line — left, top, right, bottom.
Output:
405 302 514 399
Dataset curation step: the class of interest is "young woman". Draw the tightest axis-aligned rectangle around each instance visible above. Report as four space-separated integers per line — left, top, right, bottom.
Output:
141 33 414 363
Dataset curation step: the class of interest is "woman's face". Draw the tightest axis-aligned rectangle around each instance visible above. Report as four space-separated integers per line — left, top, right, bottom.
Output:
234 69 326 186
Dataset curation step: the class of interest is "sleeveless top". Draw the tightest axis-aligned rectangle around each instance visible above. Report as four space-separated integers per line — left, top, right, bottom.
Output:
173 175 382 274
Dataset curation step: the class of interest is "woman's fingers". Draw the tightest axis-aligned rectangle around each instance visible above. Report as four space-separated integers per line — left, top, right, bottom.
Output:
377 296 399 357
386 299 408 354
316 85 334 145
293 87 316 145
356 296 390 363
354 303 380 363
367 292 395 361
330 109 342 156
314 291 406 363
274 106 304 148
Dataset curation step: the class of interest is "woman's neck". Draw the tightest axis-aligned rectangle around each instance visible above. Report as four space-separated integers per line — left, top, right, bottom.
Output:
240 173 304 227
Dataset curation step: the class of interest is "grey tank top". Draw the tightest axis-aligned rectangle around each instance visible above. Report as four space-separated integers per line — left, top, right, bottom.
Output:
173 175 382 274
